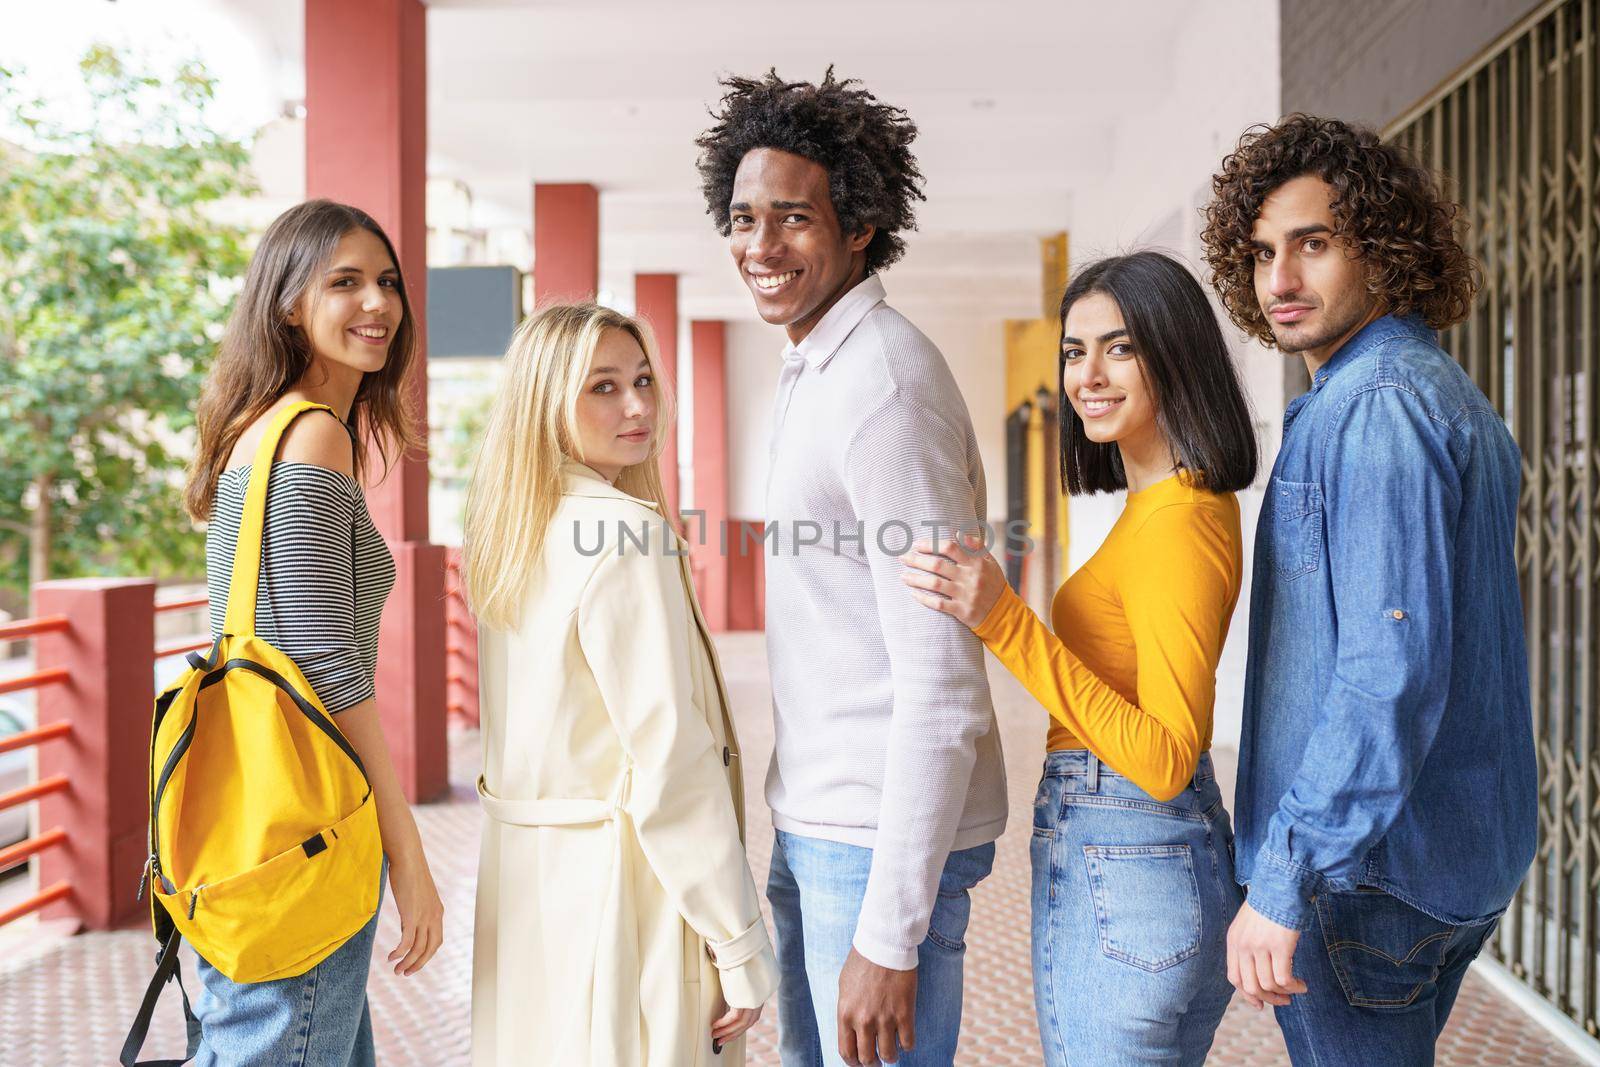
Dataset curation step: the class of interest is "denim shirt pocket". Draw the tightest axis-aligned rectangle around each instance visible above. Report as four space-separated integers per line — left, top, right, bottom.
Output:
1270 480 1325 581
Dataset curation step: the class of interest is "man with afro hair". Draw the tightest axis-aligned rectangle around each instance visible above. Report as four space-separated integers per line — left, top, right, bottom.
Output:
696 70 1007 1067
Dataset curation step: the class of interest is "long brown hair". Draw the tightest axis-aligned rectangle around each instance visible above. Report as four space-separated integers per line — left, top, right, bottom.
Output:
185 199 420 521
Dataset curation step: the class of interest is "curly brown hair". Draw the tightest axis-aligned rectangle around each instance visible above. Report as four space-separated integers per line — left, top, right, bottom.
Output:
1201 114 1480 347
695 68 924 273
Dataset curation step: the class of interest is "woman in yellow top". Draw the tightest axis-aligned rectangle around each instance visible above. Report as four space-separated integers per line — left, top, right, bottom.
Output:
901 251 1258 1065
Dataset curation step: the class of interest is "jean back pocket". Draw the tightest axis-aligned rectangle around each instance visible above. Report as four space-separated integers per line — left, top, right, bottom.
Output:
1317 888 1466 1009
1082 844 1203 972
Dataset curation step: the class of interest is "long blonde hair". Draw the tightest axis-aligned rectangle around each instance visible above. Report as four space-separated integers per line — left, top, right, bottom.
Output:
461 303 671 630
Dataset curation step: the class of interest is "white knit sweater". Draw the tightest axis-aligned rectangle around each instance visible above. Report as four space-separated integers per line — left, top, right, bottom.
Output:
763 274 1008 970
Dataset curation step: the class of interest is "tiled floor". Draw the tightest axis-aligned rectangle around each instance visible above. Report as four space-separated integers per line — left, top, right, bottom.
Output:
0 632 1583 1064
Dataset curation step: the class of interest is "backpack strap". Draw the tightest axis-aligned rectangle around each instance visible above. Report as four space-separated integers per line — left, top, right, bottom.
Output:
119 923 201 1066
222 402 342 638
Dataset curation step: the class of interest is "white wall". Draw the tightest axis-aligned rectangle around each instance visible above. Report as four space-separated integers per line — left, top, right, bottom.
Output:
725 320 785 520
1053 0 1283 752
902 309 1010 524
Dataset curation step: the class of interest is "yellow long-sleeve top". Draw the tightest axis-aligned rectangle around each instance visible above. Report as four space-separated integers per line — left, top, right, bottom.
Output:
974 473 1242 802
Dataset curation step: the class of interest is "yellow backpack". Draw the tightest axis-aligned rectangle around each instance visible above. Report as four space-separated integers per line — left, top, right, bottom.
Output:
122 402 383 1066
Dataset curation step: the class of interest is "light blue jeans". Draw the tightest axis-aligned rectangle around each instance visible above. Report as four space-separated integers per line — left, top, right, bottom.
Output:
192 860 386 1066
1031 751 1240 1066
767 829 995 1066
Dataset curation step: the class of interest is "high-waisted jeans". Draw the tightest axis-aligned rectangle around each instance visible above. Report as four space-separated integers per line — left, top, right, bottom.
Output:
1030 750 1240 1066
192 859 387 1066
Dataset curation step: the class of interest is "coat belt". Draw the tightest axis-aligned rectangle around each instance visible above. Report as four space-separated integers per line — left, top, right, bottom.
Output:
477 776 618 827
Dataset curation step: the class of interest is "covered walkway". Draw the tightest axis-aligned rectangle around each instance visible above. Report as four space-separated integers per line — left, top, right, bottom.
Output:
0 635 1577 1065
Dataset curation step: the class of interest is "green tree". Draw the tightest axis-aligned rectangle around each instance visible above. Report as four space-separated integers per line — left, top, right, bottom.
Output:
0 46 253 612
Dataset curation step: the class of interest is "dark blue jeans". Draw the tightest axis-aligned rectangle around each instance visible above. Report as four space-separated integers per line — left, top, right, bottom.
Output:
1273 886 1498 1066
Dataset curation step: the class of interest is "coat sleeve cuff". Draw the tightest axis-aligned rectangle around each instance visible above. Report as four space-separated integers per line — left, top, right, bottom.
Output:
1245 852 1321 931
708 917 780 1009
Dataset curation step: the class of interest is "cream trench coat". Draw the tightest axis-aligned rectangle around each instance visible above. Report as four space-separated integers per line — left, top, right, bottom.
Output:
472 461 779 1067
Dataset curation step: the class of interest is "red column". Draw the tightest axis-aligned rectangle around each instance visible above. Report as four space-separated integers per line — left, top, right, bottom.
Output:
690 320 729 631
727 522 766 632
34 578 153 930
533 184 599 303
635 273 679 516
306 0 447 802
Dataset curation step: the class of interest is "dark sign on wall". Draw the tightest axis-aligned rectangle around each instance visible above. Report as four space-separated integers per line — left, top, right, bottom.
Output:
426 265 523 358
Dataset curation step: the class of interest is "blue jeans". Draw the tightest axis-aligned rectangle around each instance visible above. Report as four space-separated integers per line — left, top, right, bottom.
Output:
1031 750 1240 1066
1273 886 1498 1065
767 829 995 1066
193 860 386 1066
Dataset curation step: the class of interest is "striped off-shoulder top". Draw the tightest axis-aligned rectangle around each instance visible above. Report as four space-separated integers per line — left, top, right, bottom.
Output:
205 462 396 713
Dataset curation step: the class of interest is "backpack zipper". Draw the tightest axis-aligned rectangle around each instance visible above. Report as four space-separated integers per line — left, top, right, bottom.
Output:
135 853 158 903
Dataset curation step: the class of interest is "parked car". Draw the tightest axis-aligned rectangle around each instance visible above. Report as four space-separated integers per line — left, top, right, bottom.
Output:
0 697 34 851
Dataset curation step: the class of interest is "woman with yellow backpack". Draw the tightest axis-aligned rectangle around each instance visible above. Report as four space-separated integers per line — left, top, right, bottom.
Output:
131 199 445 1066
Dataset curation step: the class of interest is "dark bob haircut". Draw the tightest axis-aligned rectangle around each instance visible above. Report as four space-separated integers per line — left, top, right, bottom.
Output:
1202 114 1480 346
694 68 925 273
1059 251 1258 496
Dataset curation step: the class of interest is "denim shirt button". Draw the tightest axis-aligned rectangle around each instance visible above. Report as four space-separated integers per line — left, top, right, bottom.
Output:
1391 609 1406 620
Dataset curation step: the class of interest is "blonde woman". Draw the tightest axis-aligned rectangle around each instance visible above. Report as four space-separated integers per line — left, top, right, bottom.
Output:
461 303 778 1066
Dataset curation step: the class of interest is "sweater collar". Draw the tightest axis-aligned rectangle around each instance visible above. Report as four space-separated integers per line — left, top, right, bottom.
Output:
780 273 887 371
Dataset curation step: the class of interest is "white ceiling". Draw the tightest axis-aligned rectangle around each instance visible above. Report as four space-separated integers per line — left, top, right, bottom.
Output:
212 0 1280 323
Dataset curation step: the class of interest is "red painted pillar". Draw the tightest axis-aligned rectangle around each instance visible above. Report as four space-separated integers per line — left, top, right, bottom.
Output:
306 0 447 803
33 578 153 930
727 522 767 632
635 273 679 516
690 320 729 631
533 184 599 303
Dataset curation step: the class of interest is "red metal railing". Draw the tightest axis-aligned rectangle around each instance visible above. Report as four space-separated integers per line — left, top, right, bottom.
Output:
0 612 77 929
0 666 69 697
154 596 208 614
0 615 68 640
0 575 452 933
154 593 211 658
0 721 71 756
444 550 479 728
0 880 69 927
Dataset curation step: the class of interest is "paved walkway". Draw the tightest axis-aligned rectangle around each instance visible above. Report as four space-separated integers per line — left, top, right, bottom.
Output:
0 633 1582 1064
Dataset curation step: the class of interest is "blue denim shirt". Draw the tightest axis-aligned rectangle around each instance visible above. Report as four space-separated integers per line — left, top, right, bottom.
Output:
1235 314 1537 931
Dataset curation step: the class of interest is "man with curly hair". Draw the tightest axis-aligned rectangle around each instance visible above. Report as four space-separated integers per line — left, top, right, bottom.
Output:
1201 114 1536 1063
695 70 1007 1066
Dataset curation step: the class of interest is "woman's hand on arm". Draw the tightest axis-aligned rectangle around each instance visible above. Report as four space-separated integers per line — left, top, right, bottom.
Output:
335 698 445 976
898 534 1008 630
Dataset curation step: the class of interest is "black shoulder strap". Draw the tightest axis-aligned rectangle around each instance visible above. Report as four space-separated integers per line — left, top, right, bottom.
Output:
120 923 201 1067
